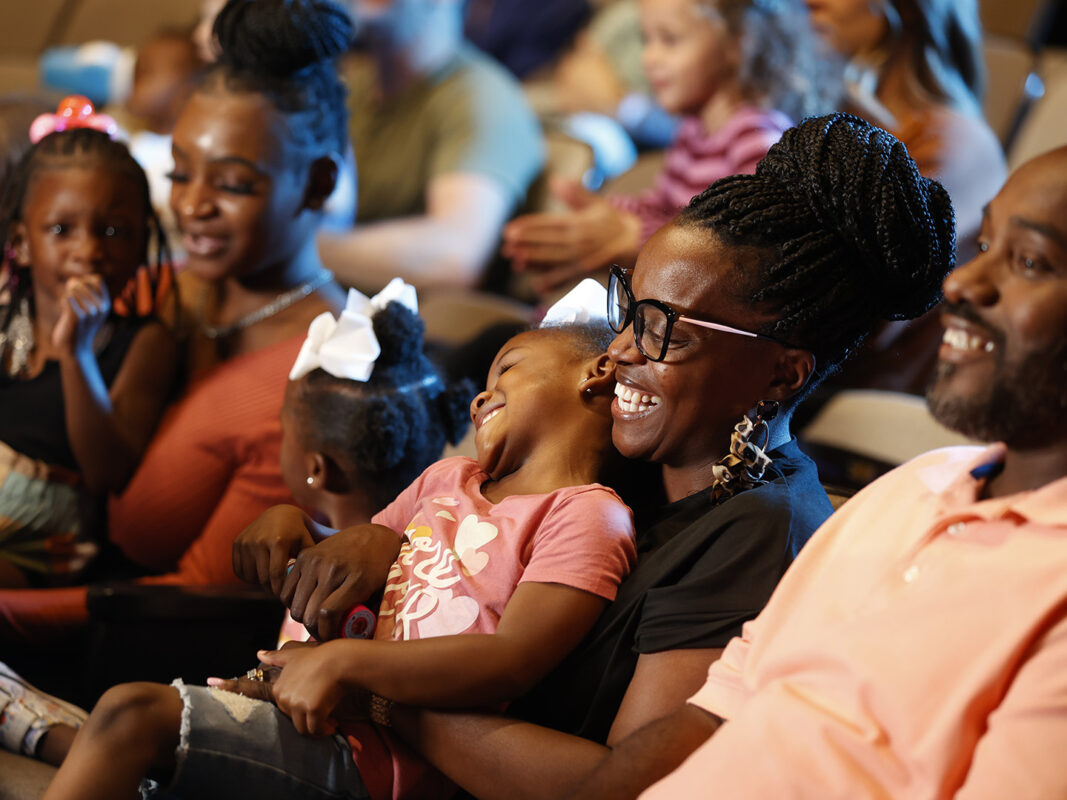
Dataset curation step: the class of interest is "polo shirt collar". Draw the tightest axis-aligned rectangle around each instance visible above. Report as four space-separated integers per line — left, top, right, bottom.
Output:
937 443 1067 528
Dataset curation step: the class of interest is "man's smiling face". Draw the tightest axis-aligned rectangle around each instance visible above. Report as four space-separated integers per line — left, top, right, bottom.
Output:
927 147 1067 448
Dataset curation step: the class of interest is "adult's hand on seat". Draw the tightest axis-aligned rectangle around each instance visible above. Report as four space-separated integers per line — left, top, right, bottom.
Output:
232 504 316 597
502 177 641 295
283 524 401 641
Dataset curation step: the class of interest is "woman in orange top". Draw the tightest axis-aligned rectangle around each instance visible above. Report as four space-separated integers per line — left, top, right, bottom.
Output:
0 0 351 641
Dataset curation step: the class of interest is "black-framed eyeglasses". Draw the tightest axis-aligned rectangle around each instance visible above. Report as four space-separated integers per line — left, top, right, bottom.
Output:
607 264 789 362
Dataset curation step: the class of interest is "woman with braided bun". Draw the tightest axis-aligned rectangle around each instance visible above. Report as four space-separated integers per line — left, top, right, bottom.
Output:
0 0 358 643
319 112 954 800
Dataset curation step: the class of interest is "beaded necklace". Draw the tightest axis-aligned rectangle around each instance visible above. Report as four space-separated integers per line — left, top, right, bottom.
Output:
197 270 333 340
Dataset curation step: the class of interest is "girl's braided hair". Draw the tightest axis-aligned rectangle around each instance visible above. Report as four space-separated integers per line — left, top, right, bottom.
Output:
294 302 474 512
678 112 955 402
206 0 352 155
0 129 168 338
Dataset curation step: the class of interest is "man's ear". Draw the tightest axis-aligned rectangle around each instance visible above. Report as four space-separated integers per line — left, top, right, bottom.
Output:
8 223 30 267
579 353 617 406
765 348 816 404
302 154 341 212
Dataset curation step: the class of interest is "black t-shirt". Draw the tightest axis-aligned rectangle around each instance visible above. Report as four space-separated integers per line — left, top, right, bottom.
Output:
508 439 832 744
0 315 150 472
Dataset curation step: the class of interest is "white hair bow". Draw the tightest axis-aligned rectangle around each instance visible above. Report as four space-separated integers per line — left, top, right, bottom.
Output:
539 279 609 327
289 278 418 382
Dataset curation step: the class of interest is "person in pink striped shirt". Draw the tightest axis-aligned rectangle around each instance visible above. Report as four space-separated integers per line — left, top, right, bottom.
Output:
503 0 839 296
564 145 1067 799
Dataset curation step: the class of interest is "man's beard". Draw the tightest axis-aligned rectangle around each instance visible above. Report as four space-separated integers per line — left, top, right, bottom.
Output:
927 338 1067 448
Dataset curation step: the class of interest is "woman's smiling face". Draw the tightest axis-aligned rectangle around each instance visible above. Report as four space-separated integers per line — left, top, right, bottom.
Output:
169 89 312 282
608 222 785 469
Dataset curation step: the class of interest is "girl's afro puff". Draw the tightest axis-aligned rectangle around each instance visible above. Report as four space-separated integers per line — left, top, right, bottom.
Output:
296 300 474 513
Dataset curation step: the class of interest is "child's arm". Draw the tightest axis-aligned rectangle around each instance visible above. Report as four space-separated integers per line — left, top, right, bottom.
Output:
260 579 609 736
280 523 401 640
232 505 332 594
255 486 634 736
54 275 176 492
233 509 403 639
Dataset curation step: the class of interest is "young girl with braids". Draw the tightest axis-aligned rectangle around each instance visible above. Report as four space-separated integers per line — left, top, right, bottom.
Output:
267 281 476 646
0 112 176 589
235 113 954 800
503 0 839 296
37 285 637 800
0 0 353 642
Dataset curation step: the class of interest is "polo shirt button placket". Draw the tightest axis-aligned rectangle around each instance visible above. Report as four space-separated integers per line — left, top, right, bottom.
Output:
903 564 920 583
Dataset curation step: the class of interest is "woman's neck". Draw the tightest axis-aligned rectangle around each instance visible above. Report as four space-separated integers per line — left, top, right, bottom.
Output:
186 236 341 374
870 41 961 122
214 237 327 320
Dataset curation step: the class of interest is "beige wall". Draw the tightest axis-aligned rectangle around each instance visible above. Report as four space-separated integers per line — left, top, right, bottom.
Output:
0 0 1048 97
0 0 202 94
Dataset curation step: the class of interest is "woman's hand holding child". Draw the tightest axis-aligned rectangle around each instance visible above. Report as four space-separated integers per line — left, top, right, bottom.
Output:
281 525 398 641
257 644 351 737
210 641 370 737
234 508 401 640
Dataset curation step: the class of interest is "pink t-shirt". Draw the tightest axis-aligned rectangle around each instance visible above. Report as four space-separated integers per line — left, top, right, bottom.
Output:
642 445 1067 800
609 107 792 245
348 456 637 799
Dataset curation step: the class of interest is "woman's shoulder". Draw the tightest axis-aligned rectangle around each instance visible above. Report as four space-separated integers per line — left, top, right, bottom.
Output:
893 104 1005 171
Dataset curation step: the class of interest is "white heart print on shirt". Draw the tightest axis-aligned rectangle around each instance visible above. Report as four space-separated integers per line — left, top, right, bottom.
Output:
407 587 481 637
454 514 498 576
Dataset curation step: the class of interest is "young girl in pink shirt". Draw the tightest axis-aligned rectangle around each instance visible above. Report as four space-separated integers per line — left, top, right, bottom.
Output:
41 284 637 800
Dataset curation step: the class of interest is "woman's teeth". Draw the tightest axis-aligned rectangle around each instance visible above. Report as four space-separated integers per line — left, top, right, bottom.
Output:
481 408 502 427
943 327 994 353
615 383 661 413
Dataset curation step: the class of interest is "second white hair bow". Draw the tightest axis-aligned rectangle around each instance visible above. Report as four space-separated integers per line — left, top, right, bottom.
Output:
539 279 609 327
289 278 419 382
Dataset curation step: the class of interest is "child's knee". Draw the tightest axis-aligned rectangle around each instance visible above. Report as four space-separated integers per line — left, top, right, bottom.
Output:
87 682 181 741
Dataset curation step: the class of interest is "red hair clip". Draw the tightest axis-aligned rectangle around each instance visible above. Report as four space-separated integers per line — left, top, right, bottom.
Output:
29 95 120 144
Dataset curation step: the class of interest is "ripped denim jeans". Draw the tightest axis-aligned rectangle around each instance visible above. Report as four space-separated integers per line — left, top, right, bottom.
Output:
140 680 370 800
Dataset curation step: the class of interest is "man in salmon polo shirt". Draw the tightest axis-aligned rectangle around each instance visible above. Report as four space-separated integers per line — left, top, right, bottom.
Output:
567 145 1067 799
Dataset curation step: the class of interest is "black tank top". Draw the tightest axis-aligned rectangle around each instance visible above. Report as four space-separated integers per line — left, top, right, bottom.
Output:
0 316 150 472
